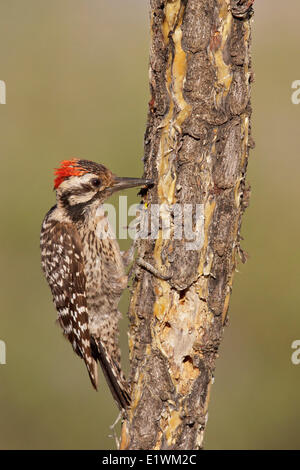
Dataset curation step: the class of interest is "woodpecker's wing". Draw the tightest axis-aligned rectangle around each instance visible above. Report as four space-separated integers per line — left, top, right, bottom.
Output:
40 218 98 389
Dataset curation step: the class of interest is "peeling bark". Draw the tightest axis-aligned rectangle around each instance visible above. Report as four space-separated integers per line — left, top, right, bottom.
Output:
121 0 254 450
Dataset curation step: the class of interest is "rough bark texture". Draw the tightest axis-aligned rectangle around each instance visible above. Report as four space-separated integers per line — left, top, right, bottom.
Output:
121 0 254 450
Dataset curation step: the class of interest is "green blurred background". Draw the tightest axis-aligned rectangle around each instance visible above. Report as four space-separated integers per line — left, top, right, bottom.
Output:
0 0 299 449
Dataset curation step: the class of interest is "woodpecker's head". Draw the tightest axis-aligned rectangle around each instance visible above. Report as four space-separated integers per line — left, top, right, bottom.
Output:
54 159 152 220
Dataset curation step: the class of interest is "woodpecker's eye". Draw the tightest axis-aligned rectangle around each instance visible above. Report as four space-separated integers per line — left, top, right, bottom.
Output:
91 178 101 188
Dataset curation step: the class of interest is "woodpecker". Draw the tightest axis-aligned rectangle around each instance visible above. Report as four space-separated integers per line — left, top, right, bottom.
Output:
40 159 152 411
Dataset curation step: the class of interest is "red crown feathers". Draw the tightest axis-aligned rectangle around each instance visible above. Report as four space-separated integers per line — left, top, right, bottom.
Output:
54 159 88 189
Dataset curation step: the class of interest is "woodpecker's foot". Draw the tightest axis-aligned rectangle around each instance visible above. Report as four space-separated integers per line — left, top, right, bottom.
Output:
109 411 122 449
122 241 138 285
136 257 171 281
121 240 137 268
110 411 122 430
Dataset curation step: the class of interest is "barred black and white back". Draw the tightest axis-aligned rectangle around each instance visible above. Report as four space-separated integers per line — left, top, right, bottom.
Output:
40 210 97 386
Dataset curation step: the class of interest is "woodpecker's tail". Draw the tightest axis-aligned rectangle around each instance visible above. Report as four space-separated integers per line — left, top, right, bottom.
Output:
90 337 131 411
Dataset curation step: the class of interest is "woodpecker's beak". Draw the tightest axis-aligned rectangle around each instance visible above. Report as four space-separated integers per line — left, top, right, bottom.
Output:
111 176 153 193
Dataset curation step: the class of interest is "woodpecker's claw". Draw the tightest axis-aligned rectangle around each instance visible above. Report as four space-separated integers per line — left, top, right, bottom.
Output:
136 257 171 281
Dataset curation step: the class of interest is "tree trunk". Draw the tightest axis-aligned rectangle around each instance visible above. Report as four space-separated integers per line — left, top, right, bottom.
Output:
121 0 254 450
